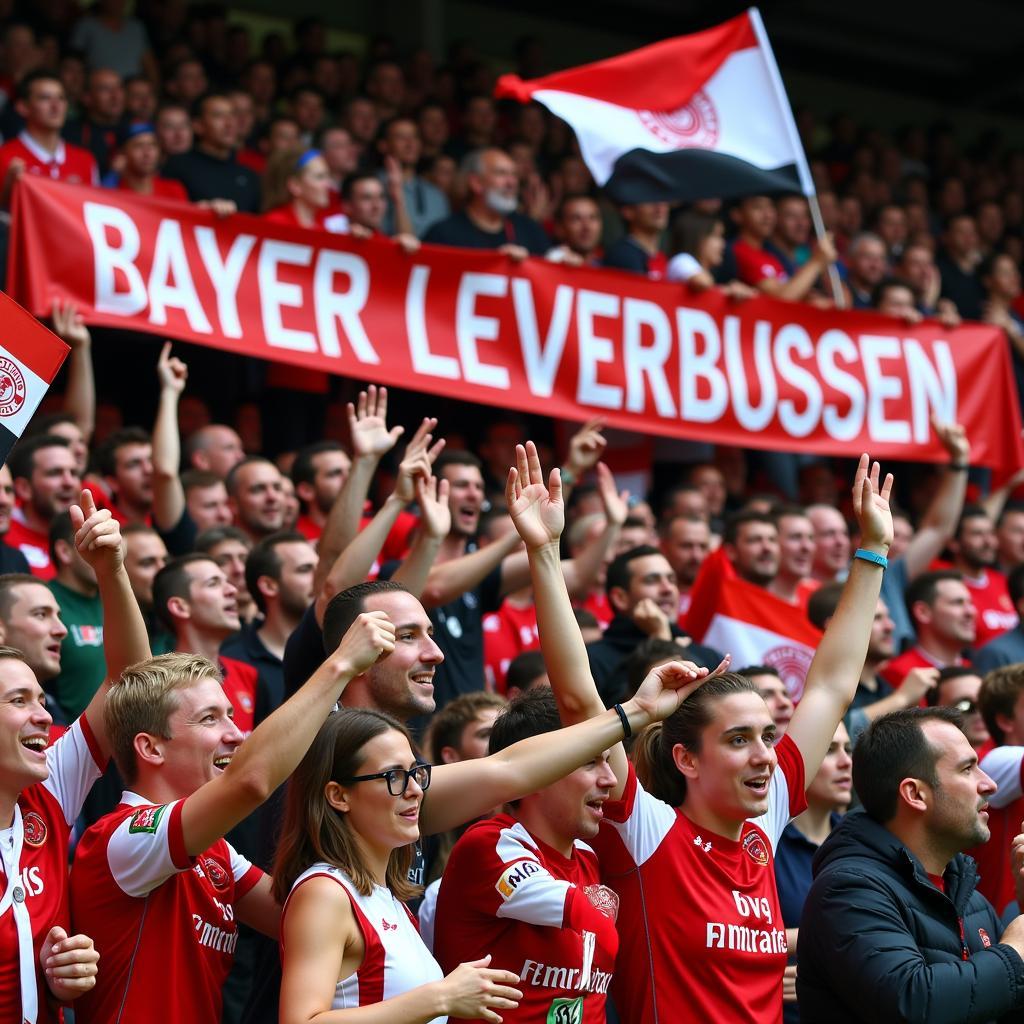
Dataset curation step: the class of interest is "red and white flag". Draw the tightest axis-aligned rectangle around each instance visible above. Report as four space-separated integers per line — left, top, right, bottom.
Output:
0 292 70 466
495 8 812 204
685 549 822 700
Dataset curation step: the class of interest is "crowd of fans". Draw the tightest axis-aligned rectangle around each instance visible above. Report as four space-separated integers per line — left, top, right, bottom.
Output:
4 4 1024 1024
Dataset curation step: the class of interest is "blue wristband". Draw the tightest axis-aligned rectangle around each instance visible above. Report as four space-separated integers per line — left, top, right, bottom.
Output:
854 548 888 570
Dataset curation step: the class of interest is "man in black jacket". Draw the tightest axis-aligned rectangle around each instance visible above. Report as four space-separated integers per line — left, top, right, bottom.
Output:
798 706 1024 1023
585 544 721 706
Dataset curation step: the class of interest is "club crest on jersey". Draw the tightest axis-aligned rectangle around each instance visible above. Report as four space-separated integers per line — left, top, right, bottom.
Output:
742 832 769 866
128 804 166 834
381 919 398 932
980 928 992 947
583 883 620 921
546 996 583 1024
22 812 46 847
693 835 712 853
201 856 229 891
495 859 541 900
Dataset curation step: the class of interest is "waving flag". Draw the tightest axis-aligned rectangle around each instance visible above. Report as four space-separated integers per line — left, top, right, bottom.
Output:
0 292 70 466
495 8 812 204
685 549 822 700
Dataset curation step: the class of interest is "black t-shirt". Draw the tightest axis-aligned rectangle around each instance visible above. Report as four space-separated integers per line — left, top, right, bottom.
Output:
602 236 651 274
937 254 985 320
162 147 262 212
0 541 29 574
424 210 550 255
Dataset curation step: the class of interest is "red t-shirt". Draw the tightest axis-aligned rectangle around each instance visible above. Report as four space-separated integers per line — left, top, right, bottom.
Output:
5 515 53 579
483 600 539 693
0 133 97 194
732 239 789 287
220 656 259 736
879 647 966 689
591 737 807 1024
579 591 613 631
116 176 189 202
434 815 619 1023
0 718 103 1024
964 569 1018 647
70 794 263 1024
969 745 1024 915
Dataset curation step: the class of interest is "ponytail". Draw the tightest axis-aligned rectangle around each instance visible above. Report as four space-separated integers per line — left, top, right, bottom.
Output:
633 722 688 807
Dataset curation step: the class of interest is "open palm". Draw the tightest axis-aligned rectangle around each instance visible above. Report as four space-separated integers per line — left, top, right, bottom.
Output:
506 441 564 549
851 453 894 550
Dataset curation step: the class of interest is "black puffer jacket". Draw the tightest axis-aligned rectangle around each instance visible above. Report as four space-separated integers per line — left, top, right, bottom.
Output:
797 808 1024 1023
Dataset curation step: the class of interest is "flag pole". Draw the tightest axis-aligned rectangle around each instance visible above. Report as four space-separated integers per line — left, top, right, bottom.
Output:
748 7 844 308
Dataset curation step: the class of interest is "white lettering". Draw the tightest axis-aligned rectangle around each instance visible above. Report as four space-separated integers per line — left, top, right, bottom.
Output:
818 329 865 441
774 324 822 438
258 241 315 351
456 273 510 389
148 220 212 333
406 265 460 379
576 290 622 409
904 339 957 442
677 308 728 422
724 317 775 431
84 202 146 315
512 279 573 398
860 335 910 443
194 228 254 339
314 251 378 363
623 298 675 416
23 866 43 897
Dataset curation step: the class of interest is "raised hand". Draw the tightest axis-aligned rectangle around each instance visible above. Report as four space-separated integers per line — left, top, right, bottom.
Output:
851 454 894 553
52 299 91 349
506 440 564 550
632 598 671 640
332 610 396 676
41 926 99 1002
629 657 731 725
596 462 629 527
392 417 444 505
931 416 969 464
346 385 405 460
71 488 124 576
565 417 607 478
416 474 451 540
157 341 188 394
438 955 522 1023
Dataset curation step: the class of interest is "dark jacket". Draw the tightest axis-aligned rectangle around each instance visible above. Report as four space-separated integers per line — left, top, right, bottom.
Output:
585 615 722 707
797 808 1024 1023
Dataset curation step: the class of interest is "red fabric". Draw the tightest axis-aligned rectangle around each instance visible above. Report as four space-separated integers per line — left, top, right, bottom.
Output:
5 517 54 579
483 600 539 692
733 238 789 285
10 176 1024 482
0 136 96 192
495 12 757 109
879 646 967 689
219 656 258 735
117 176 189 202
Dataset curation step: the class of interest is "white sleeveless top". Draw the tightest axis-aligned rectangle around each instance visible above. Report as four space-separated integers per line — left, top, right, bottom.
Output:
286 863 446 1020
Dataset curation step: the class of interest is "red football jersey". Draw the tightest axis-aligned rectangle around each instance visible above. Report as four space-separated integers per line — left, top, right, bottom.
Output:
70 794 263 1024
0 718 103 1024
733 239 789 286
434 815 618 1023
592 736 807 1024
0 132 97 192
879 646 966 689
5 516 53 579
483 601 539 693
220 656 258 735
116 176 189 202
963 569 1018 647
969 745 1024 915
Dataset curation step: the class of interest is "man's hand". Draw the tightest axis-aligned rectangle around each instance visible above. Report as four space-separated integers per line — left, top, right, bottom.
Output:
346 384 405 460
197 198 237 218
5 157 24 183
416 474 451 540
331 610 396 677
850 454 894 553
810 232 838 266
41 926 99 1002
782 963 798 1003
392 416 443 505
627 658 731 725
596 462 629 527
384 154 404 202
897 667 939 707
506 440 564 551
565 417 606 479
157 341 188 394
498 243 529 262
51 299 91 349
932 416 969 465
936 298 962 329
71 489 124 576
632 598 671 640
395 233 421 253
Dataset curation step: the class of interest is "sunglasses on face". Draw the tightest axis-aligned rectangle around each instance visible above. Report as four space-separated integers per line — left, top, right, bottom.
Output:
340 762 432 797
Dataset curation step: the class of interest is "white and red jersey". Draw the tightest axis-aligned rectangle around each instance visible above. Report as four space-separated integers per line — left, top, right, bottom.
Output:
69 793 263 1024
434 815 619 1023
592 735 807 1024
968 745 1024 915
483 601 540 693
964 568 1018 647
0 717 103 1024
0 132 98 190
282 863 443 1018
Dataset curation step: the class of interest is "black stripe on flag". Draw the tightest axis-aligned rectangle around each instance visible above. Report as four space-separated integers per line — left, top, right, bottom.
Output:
604 150 804 204
0 421 19 470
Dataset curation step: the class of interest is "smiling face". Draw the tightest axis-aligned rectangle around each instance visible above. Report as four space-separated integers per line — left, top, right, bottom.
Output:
0 582 67 682
0 659 53 795
532 750 617 845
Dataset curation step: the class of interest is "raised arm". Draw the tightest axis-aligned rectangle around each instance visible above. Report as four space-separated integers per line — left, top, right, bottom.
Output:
52 300 95 443
422 658 711 835
73 489 151 762
900 419 969 581
151 343 188 532
314 386 405 619
788 455 893 780
392 474 450 598
559 416 606 503
322 419 441 597
420 528 521 608
559 462 627 597
180 611 394 855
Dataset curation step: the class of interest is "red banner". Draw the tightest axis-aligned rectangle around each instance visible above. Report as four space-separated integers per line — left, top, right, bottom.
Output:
9 176 1024 477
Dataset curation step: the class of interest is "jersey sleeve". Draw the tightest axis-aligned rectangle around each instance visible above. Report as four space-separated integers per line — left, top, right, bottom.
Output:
750 733 808 851
981 745 1024 809
42 714 105 825
666 252 702 282
105 799 193 898
226 841 264 900
594 762 676 874
418 879 441 952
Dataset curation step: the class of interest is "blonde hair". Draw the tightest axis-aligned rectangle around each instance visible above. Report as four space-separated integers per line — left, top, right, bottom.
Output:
106 653 222 784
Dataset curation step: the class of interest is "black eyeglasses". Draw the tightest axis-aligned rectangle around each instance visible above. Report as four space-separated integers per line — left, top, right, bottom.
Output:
341 763 432 797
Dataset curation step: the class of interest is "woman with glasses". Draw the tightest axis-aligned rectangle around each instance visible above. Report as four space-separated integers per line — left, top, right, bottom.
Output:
273 651 713 1022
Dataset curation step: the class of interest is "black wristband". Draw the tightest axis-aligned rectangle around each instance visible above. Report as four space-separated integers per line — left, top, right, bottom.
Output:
613 703 632 738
